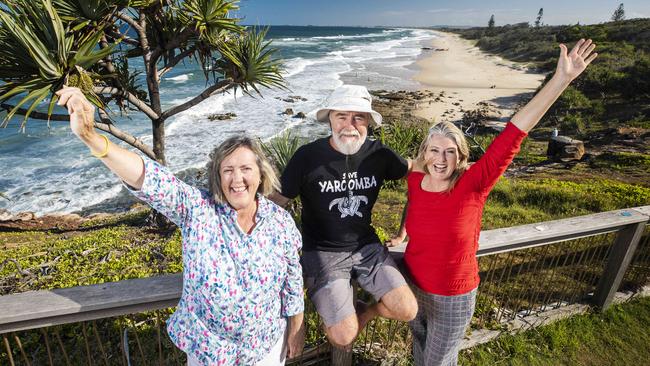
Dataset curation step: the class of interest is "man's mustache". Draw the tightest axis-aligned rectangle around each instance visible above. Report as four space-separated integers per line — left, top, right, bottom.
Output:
338 130 361 137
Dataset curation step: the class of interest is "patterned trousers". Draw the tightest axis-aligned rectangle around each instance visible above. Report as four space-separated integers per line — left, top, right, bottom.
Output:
409 285 477 366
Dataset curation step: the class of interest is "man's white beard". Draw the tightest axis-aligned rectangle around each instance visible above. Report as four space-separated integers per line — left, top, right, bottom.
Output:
332 130 365 155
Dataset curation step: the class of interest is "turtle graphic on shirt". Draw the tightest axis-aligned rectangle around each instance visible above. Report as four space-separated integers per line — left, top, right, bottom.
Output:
328 190 368 218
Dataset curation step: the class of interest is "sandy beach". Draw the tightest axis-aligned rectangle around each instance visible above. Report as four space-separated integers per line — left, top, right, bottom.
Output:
413 31 546 123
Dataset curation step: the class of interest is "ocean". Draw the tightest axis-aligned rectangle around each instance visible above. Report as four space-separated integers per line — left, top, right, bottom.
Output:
0 26 437 215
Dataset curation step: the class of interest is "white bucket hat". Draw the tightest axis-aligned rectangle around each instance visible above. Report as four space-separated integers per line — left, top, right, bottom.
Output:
312 85 383 126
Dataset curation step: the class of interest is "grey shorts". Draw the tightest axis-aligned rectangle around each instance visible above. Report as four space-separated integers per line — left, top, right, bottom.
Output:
301 243 407 326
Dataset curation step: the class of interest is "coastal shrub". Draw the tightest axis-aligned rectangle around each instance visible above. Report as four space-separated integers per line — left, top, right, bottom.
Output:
261 131 304 174
556 87 591 110
556 24 585 43
621 53 650 99
375 119 426 190
376 119 427 160
560 113 587 134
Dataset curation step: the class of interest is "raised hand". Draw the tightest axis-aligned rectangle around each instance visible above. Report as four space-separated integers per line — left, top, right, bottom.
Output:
55 85 145 188
556 39 598 83
385 235 405 247
55 86 96 138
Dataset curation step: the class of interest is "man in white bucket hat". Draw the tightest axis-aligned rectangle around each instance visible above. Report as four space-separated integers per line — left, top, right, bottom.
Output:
272 85 417 349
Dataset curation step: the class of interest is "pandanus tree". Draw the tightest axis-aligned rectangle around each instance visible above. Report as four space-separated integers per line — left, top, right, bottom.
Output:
0 0 285 164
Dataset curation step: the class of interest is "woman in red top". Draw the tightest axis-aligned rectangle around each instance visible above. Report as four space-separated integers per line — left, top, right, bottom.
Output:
388 40 597 365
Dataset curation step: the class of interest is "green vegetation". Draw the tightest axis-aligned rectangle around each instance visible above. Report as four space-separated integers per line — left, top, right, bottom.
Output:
261 131 304 173
483 178 650 229
589 151 650 175
0 213 181 295
460 296 650 365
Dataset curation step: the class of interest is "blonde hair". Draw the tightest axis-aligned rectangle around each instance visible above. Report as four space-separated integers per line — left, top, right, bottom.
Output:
416 121 470 191
208 136 280 204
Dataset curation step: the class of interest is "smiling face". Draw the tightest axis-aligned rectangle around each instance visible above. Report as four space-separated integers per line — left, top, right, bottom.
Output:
423 134 460 182
329 110 369 155
219 146 261 212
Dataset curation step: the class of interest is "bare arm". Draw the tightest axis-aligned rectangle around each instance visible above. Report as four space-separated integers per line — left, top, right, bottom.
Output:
56 87 145 189
386 201 408 247
286 312 305 359
511 39 597 133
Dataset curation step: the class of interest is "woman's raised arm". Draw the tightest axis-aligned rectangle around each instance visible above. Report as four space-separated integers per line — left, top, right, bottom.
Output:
511 39 597 133
56 86 145 189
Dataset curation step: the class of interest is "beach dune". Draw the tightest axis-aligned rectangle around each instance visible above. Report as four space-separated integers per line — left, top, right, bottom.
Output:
415 32 546 123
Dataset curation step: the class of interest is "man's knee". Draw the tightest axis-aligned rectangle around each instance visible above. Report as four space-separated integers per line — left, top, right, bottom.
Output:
382 285 418 321
326 315 359 347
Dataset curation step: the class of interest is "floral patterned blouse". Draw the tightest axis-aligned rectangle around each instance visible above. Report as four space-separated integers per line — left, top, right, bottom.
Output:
128 159 304 365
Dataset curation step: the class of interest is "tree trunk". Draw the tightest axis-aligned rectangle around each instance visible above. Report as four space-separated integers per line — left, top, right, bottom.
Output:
152 118 166 165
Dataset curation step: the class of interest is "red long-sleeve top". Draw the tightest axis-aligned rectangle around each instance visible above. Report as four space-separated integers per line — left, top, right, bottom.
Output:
404 122 527 295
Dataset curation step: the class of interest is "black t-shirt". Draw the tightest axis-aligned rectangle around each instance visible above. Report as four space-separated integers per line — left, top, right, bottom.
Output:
281 137 408 252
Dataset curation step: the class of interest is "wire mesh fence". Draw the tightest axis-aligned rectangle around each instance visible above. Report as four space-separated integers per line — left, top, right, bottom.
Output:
1 310 181 366
474 231 617 328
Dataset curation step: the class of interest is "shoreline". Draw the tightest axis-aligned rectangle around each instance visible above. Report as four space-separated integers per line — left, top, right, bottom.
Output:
412 31 545 123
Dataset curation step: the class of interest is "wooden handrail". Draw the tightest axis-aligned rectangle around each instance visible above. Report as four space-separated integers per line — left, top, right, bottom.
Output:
0 205 648 334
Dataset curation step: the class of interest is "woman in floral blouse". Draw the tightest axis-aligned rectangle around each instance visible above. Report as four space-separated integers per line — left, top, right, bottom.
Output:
57 87 305 366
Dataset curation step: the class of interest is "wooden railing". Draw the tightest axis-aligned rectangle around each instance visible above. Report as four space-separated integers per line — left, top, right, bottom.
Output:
1 205 649 365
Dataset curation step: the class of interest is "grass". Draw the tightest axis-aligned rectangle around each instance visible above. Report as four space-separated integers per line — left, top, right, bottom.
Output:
588 151 650 176
482 178 650 229
0 212 182 295
460 296 650 366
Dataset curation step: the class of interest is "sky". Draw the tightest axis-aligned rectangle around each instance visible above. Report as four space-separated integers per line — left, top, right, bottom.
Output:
236 0 650 27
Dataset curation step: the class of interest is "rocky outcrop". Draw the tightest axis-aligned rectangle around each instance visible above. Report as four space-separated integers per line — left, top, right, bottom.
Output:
0 212 85 231
207 112 236 121
275 95 308 103
547 136 585 161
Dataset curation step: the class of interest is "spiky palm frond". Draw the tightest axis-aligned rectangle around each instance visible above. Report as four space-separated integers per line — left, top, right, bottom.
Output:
261 132 302 174
52 0 127 25
0 0 116 128
218 27 286 96
145 6 189 58
180 0 242 45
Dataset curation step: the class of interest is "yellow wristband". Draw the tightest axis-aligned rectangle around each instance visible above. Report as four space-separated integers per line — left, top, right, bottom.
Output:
91 134 110 158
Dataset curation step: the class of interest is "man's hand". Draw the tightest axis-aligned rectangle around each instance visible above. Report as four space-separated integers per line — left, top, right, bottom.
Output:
286 314 305 359
269 191 291 208
385 235 406 247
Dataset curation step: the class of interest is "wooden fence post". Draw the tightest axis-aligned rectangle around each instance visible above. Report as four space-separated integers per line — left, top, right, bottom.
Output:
593 222 647 310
